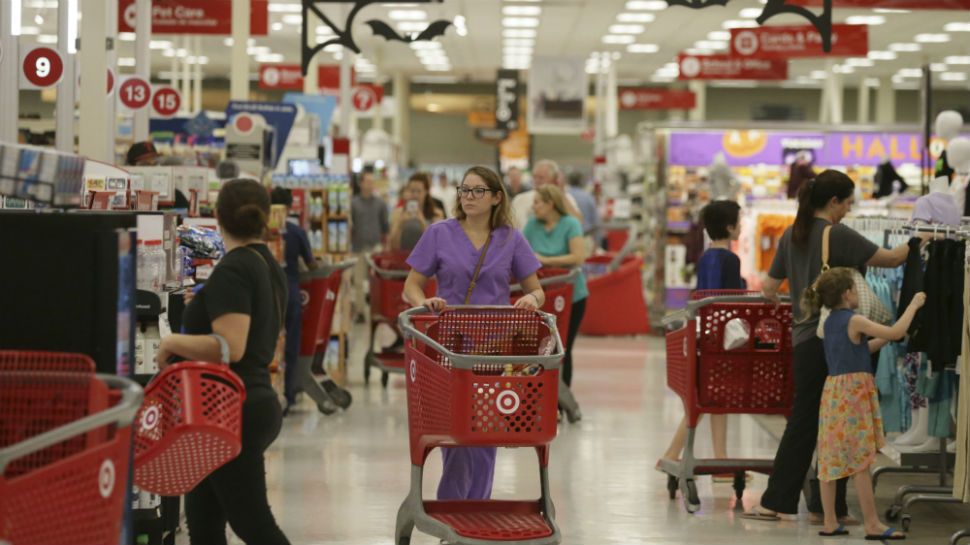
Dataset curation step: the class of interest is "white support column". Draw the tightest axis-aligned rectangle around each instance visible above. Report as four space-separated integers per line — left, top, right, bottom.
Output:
392 71 409 165
605 56 618 140
593 53 606 158
170 56 179 94
857 80 871 124
875 76 896 124
0 1 19 142
181 36 191 114
820 60 843 124
339 51 353 138
688 81 706 122
303 9 318 96
192 36 202 114
104 0 118 158
56 0 79 152
79 0 110 161
132 0 151 142
230 0 250 100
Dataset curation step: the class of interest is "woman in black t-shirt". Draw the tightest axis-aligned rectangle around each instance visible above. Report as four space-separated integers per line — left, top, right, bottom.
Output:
155 179 290 545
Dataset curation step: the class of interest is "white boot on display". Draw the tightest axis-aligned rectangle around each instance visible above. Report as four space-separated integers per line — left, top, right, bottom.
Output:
895 407 929 446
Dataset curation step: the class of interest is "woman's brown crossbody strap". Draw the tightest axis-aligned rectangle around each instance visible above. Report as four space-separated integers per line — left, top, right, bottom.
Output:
464 233 493 305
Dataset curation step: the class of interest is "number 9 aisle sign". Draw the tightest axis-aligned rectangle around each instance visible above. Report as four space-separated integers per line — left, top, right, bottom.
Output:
20 46 64 89
152 87 181 118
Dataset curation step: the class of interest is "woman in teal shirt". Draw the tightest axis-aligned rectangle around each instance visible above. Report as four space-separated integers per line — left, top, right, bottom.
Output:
523 185 589 388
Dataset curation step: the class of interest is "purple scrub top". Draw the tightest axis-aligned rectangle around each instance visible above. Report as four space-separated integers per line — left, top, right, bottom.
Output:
406 219 541 305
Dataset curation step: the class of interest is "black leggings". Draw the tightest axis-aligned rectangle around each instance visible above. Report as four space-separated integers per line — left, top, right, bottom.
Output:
186 386 290 545
760 337 849 516
562 298 587 387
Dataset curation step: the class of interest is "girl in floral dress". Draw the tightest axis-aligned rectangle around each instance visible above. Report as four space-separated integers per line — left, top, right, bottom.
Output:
803 267 925 540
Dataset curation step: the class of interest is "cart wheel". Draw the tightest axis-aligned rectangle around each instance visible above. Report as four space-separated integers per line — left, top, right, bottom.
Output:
684 479 700 513
364 351 373 384
900 515 911 532
381 371 389 388
317 399 338 415
667 475 679 500
733 473 746 501
885 506 901 522
321 380 353 409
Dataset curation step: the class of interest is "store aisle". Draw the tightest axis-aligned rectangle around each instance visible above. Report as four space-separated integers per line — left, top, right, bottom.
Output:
179 335 960 545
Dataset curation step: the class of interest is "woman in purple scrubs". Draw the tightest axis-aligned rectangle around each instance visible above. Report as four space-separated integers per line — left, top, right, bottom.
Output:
404 165 545 500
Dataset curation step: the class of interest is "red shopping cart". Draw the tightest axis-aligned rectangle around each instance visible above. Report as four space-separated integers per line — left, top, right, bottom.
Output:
0 351 143 545
298 260 356 413
510 268 582 423
658 291 793 513
133 361 245 496
364 251 435 388
395 307 564 545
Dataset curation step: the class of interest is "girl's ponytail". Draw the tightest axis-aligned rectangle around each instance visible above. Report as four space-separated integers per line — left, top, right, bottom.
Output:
801 284 822 316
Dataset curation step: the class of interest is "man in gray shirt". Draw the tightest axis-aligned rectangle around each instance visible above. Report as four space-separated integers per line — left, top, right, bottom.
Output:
351 171 389 321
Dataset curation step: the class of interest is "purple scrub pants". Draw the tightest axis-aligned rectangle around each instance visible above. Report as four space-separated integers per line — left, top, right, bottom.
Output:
436 447 497 499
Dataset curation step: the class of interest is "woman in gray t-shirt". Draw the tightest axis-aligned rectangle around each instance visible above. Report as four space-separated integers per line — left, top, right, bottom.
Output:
743 170 912 524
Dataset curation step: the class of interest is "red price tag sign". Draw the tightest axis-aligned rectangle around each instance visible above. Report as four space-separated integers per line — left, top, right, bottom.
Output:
20 47 64 89
119 77 152 109
152 87 181 117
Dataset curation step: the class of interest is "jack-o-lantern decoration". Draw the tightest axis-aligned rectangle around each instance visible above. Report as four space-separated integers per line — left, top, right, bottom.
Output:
722 130 768 158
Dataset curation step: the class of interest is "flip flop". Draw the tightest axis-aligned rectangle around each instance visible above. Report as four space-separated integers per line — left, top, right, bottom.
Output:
819 525 849 537
865 528 905 541
739 506 781 521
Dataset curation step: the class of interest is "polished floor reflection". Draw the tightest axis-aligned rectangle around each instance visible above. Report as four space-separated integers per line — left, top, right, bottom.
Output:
179 335 970 545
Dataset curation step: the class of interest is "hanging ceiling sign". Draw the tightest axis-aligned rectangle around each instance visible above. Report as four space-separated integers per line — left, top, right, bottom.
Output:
495 69 521 131
20 47 65 89
619 88 696 110
258 64 356 94
118 0 269 36
678 54 788 80
786 0 970 8
730 24 868 58
351 85 383 112
152 87 182 118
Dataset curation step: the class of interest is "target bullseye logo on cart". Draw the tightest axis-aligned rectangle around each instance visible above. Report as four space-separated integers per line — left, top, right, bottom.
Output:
98 459 116 499
496 390 520 415
300 289 310 307
141 405 161 432
554 295 566 313
409 359 417 382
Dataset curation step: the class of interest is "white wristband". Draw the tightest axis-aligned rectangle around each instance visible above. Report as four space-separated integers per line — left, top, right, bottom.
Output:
210 334 230 364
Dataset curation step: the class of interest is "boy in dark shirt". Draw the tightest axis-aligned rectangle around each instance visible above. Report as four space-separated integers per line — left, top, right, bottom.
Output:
659 199 745 481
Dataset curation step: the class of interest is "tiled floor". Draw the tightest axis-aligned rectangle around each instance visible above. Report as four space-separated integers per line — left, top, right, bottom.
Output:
180 334 970 544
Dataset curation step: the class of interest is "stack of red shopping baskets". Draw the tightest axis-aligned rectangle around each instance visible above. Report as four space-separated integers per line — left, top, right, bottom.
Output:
133 361 245 496
365 251 435 388
0 351 143 545
659 291 793 513
395 307 564 545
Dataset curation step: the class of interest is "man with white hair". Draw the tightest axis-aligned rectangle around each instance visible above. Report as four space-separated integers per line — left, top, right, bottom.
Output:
511 159 583 230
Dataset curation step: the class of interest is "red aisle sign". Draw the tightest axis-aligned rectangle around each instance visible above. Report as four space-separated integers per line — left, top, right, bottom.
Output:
107 68 115 94
119 77 152 109
787 0 970 8
118 0 269 36
20 47 64 89
678 54 788 80
153 87 181 117
352 85 384 112
258 64 357 93
619 88 696 110
731 24 868 59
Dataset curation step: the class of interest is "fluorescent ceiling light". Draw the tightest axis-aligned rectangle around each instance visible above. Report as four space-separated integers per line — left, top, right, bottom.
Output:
874 8 909 13
845 58 874 67
695 40 727 50
708 31 731 41
454 15 467 36
150 40 173 49
864 77 880 86
410 41 442 50
11 0 21 35
316 25 334 35
931 63 947 72
739 8 763 18
281 14 303 25
197 56 210 65
602 34 636 44
941 72 968 81
723 20 758 29
897 68 923 77
119 32 136 42
626 1 667 10
617 13 655 23
504 46 534 54
867 50 897 60
684 48 712 55
36 35 57 44
503 29 537 38
627 43 659 53
810 70 828 79
505 38 535 46
268 3 302 13
915 33 950 43
889 42 920 52
834 65 855 74
19 26 41 36
503 17 539 27
944 56 970 65
503 5 541 16
398 22 430 31
272 22 284 31
845 15 885 25
257 53 286 63
162 50 175 58
247 46 271 55
388 10 427 20
118 57 136 67
944 22 970 32
609 24 645 34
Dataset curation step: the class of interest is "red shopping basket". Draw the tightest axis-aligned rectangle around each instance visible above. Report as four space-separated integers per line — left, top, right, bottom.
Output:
300 264 346 357
133 361 245 496
0 351 142 545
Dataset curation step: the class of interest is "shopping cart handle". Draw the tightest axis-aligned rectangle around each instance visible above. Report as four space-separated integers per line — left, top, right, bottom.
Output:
365 253 410 279
0 374 144 473
299 259 357 282
399 306 565 369
662 294 792 327
510 267 580 291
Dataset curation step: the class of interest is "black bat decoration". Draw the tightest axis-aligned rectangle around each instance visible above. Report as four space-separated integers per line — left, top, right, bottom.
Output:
666 0 730 8
365 19 452 44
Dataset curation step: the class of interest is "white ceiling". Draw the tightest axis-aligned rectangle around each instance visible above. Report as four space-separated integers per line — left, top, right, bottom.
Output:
15 0 970 89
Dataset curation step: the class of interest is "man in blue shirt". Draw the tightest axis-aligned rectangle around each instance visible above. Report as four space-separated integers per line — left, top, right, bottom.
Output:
566 171 601 243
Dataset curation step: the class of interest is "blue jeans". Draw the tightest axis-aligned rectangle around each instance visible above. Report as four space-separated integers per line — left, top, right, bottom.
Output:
283 282 302 406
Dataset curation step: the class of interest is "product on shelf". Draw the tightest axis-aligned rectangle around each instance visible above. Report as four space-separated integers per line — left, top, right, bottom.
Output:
177 224 225 260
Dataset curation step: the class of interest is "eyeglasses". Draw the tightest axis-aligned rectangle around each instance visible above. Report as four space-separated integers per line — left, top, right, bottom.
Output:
457 186 494 200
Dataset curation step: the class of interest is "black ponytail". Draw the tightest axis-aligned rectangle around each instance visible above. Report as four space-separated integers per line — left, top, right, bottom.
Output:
791 169 855 249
